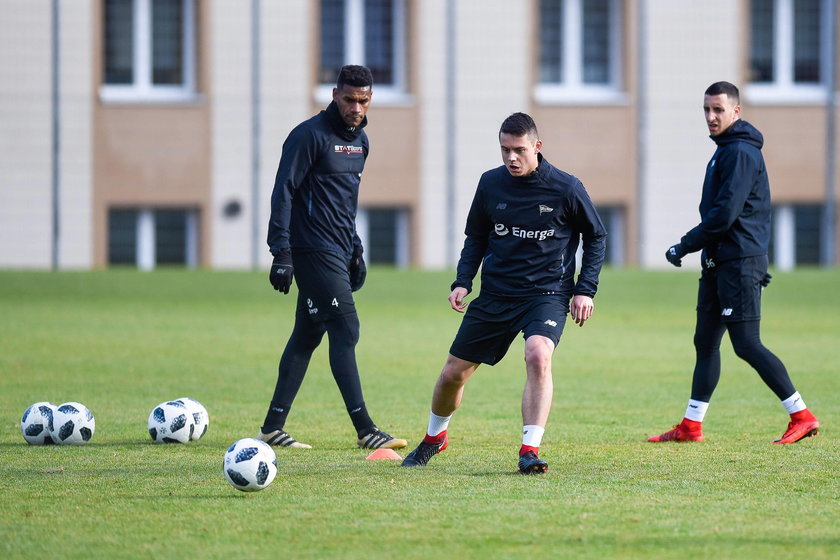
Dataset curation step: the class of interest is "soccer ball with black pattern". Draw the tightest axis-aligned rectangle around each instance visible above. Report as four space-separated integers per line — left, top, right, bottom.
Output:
148 400 195 443
223 438 277 492
21 402 58 445
174 397 209 440
48 402 95 445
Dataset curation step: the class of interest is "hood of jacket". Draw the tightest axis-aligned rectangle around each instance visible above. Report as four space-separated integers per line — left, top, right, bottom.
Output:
712 118 763 150
325 100 368 142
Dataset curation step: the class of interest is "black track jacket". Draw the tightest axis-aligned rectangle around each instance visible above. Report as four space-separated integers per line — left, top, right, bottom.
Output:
452 154 607 299
267 101 367 259
680 119 771 265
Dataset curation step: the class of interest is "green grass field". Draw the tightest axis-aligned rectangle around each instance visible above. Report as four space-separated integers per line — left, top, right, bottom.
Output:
1 267 838 559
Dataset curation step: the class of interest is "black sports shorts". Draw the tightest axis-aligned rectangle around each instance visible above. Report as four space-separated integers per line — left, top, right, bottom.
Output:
292 251 356 323
696 255 767 322
449 294 569 366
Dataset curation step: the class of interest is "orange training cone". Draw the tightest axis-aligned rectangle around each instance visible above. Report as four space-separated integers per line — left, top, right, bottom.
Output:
365 448 402 460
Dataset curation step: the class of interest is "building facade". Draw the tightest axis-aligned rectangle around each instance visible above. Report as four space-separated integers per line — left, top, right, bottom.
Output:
0 0 837 270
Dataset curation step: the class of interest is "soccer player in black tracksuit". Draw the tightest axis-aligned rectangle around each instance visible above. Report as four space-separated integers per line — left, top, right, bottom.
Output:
259 65 406 451
402 112 607 474
649 81 820 444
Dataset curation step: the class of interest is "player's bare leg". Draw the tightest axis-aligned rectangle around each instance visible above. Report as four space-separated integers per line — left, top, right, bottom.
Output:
519 335 553 474
401 355 477 467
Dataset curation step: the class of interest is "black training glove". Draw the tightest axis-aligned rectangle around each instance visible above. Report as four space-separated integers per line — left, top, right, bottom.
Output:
759 272 772 288
665 244 686 267
269 250 294 294
349 254 366 292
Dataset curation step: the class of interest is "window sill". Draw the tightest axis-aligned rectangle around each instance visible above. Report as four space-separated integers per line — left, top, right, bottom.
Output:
99 86 203 106
744 84 831 106
314 85 415 107
533 85 630 106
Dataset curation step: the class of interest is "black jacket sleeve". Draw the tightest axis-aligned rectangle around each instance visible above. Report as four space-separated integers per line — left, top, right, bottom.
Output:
572 182 607 298
267 125 321 255
451 185 490 294
679 147 756 253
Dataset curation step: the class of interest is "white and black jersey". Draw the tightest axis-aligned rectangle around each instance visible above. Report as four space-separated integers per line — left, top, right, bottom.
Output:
453 154 606 299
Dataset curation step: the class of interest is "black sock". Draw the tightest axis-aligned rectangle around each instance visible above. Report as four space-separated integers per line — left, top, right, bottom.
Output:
348 403 375 437
261 401 291 433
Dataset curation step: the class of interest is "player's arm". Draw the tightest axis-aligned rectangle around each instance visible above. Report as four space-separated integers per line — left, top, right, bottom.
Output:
450 182 490 302
267 127 319 293
679 149 756 253
571 181 607 302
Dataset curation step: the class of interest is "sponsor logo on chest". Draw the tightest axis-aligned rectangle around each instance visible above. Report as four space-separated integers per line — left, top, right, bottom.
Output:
334 145 364 155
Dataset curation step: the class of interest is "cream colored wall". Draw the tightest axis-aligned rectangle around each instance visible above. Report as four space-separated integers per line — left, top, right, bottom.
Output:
209 1 254 269
416 0 450 269
258 1 313 269
0 1 53 267
639 0 742 268
449 0 532 266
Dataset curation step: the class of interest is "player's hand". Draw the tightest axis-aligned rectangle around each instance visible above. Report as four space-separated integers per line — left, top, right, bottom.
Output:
571 295 594 327
269 250 294 294
449 287 469 313
665 244 686 267
759 272 772 288
349 254 366 292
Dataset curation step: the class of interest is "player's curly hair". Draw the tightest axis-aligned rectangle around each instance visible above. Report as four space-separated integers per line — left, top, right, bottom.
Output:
337 65 373 89
500 112 539 140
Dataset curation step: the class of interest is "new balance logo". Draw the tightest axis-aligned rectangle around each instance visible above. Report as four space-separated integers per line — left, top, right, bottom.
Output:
721 308 733 316
496 203 507 210
544 319 557 327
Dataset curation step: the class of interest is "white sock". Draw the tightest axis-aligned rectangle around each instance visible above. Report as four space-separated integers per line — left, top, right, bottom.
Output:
781 392 807 414
684 399 709 422
522 425 545 447
427 411 451 437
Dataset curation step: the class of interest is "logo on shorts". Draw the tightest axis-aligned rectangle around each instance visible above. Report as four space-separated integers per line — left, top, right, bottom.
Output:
544 319 557 327
307 298 319 315
721 308 733 316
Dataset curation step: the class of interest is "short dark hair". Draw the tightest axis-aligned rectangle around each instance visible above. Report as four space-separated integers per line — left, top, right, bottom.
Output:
336 65 373 89
499 112 539 139
705 81 740 104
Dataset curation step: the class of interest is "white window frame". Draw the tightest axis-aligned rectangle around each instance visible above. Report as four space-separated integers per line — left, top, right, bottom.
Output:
534 0 627 105
315 0 411 106
745 0 831 105
100 0 197 104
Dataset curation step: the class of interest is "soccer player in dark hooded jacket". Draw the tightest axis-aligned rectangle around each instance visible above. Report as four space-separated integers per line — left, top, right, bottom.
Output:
650 81 820 445
402 112 607 474
259 65 406 451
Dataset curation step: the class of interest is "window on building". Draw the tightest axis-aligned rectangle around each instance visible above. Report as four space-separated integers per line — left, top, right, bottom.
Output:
108 208 199 269
535 0 624 104
318 0 406 101
355 207 409 267
102 0 196 102
747 0 827 102
769 203 822 268
594 205 624 266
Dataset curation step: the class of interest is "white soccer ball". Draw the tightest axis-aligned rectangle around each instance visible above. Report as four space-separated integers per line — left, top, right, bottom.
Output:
223 438 277 492
148 400 195 443
174 397 209 440
49 402 95 445
21 402 58 445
